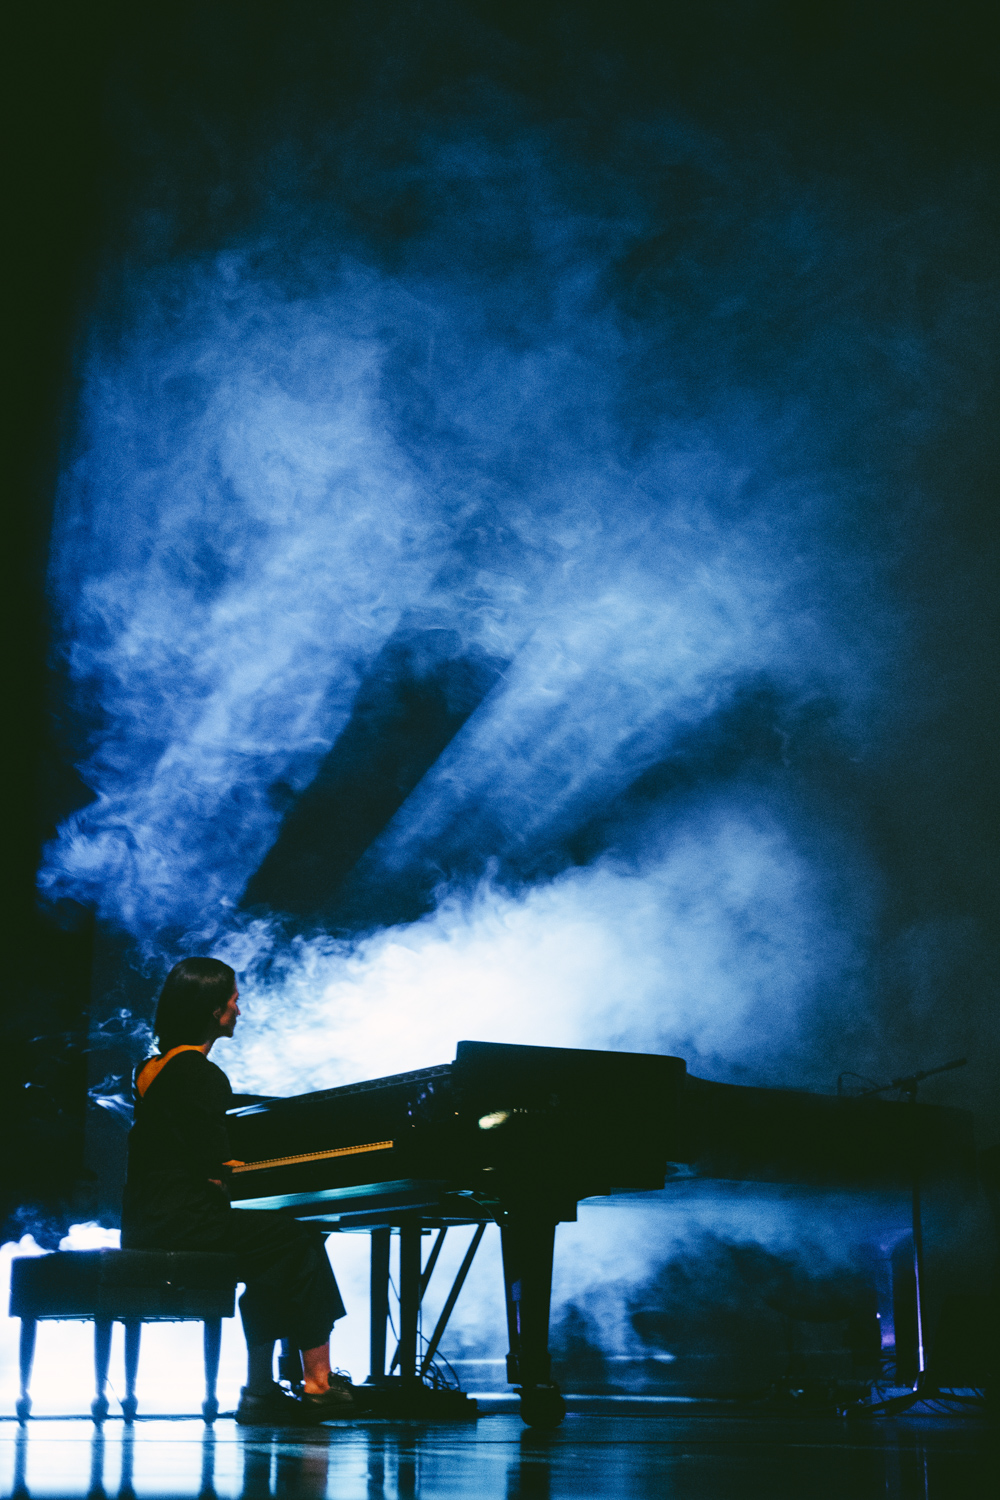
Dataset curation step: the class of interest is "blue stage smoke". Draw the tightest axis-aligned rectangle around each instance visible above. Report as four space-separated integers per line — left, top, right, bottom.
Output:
19 10 997 1397
38 117 993 1101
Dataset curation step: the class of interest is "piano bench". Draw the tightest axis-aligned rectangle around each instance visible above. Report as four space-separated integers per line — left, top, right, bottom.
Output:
9 1250 238 1425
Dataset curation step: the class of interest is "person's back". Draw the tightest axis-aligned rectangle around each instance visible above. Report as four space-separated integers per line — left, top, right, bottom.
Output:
123 1047 234 1251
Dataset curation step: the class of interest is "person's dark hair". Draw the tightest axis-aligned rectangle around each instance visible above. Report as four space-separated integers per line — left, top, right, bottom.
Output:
154 957 236 1051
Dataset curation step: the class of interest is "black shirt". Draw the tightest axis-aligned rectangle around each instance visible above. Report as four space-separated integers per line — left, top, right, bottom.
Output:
121 1049 235 1250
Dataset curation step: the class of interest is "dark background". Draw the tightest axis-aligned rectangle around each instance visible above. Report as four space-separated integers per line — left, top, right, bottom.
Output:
4 1 997 1243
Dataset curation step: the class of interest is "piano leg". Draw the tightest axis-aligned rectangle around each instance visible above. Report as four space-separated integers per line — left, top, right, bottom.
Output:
500 1219 566 1429
397 1220 422 1382
368 1228 391 1384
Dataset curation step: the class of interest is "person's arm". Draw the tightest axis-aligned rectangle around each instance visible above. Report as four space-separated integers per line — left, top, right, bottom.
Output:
170 1056 237 1184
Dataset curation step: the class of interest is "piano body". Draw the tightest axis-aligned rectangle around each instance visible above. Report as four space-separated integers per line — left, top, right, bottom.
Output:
227 1040 974 1426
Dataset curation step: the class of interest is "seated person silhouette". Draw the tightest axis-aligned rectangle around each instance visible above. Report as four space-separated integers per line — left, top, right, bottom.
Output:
122 956 355 1423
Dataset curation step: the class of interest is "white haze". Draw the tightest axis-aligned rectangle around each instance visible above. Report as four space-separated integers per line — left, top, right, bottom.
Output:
218 798 862 1097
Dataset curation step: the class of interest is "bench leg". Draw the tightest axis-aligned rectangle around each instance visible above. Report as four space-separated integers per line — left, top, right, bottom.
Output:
92 1320 112 1423
16 1318 36 1423
202 1319 222 1423
122 1321 141 1423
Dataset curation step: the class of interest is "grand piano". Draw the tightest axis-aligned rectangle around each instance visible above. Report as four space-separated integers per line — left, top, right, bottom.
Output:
226 1040 975 1425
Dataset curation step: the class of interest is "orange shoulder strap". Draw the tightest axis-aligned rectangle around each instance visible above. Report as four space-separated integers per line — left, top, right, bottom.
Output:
135 1045 205 1099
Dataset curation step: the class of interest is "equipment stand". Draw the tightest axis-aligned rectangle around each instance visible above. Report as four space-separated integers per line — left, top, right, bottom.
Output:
845 1057 966 1418
362 1220 480 1418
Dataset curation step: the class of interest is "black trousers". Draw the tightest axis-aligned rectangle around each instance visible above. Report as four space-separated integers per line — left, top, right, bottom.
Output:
122 1180 345 1349
229 1209 346 1350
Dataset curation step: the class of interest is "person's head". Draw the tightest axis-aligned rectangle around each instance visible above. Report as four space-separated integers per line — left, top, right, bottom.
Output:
153 957 239 1051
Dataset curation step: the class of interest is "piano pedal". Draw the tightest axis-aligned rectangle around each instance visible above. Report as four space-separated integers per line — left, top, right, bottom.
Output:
356 1375 479 1420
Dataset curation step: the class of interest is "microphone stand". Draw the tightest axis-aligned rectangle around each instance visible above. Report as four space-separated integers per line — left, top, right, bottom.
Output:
845 1057 966 1418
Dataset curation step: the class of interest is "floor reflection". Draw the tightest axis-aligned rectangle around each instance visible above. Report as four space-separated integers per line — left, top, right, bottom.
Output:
239 1431 330 1499
1 1413 990 1500
198 1431 217 1500
505 1432 553 1500
10 1426 27 1499
360 1430 416 1500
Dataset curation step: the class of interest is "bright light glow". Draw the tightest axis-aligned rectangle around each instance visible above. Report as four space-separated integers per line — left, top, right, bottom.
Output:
218 799 856 1099
59 1222 121 1252
0 1228 371 1419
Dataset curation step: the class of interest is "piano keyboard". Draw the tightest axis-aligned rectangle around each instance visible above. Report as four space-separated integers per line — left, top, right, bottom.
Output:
230 1139 394 1174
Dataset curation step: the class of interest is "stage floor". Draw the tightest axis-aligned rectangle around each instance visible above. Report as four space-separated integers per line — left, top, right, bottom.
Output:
0 1409 991 1499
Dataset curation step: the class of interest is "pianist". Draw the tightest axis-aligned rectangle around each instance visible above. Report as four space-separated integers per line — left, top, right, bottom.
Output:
121 956 354 1424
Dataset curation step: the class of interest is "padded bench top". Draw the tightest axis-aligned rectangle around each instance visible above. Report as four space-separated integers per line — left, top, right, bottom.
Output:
10 1251 238 1321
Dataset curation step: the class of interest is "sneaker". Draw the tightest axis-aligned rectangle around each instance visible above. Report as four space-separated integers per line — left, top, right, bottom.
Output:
300 1371 358 1416
235 1382 314 1426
